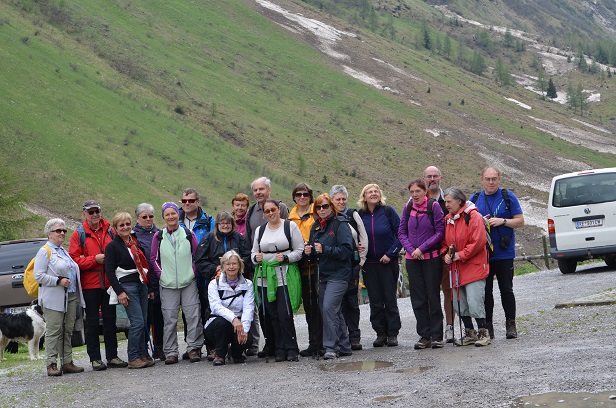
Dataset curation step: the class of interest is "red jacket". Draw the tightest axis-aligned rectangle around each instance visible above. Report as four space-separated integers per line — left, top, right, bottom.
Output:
69 218 115 290
440 203 489 287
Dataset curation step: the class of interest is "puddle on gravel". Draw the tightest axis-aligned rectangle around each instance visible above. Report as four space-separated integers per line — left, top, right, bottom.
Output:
394 365 434 374
373 395 402 402
511 391 616 407
318 360 394 372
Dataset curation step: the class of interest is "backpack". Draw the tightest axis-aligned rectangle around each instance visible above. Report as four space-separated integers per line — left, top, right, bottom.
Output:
404 198 437 231
462 211 494 255
256 219 292 253
358 205 396 232
470 189 511 212
342 210 361 267
23 244 51 298
156 226 194 260
76 225 114 248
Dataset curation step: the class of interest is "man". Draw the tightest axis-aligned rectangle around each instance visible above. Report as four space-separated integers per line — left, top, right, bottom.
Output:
69 200 127 371
471 166 524 339
423 166 456 343
245 177 290 357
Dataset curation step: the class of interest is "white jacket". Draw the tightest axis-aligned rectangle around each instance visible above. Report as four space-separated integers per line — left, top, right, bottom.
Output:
205 273 254 333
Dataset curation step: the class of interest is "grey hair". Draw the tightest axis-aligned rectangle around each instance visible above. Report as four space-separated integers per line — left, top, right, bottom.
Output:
481 166 501 177
44 218 65 235
182 188 200 201
251 177 271 190
220 250 245 274
443 187 467 204
135 203 155 217
329 185 348 198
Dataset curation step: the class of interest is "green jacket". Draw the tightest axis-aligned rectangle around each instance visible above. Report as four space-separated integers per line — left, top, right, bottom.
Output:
253 259 302 313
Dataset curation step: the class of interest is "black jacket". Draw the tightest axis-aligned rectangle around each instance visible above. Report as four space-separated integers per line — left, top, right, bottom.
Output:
195 230 251 282
104 235 145 297
308 214 353 283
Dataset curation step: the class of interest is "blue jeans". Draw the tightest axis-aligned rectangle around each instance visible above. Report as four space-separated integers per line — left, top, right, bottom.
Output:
122 282 149 362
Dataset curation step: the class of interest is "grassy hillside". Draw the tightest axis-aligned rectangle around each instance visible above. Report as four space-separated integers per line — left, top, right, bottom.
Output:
1 0 616 245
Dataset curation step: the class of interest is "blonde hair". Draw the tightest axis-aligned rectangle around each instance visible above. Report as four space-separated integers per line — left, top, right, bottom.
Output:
220 250 245 274
111 212 132 229
357 183 386 211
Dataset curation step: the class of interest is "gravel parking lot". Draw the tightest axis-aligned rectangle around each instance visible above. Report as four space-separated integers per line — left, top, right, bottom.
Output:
1 263 615 407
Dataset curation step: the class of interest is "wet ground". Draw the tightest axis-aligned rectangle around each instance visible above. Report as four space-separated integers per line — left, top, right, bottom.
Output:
1 263 615 407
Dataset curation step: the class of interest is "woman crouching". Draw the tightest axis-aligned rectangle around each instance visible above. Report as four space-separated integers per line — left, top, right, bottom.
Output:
204 250 254 366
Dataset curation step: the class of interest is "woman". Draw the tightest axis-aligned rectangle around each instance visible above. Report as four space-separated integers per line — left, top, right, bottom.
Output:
441 187 491 347
305 194 353 360
251 199 304 362
357 183 402 347
132 203 164 360
34 218 84 376
105 212 154 369
288 183 320 358
150 202 203 365
330 184 368 351
231 193 250 237
398 179 445 349
204 250 254 366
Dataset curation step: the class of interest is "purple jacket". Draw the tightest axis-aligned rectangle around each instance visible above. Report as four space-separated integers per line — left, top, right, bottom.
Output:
398 196 444 259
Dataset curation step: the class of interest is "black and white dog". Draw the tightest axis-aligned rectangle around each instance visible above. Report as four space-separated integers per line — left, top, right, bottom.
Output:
0 304 46 361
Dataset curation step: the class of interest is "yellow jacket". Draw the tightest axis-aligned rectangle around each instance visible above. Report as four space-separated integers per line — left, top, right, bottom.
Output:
288 204 315 243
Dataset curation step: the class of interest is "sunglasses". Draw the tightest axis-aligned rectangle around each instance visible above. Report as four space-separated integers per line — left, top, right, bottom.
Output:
52 229 67 234
294 192 311 198
181 199 197 204
315 204 331 210
263 208 278 214
87 209 100 215
118 223 131 228
140 215 154 220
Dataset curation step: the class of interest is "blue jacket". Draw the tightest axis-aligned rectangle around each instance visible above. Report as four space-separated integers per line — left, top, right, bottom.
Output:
179 207 215 244
360 205 402 263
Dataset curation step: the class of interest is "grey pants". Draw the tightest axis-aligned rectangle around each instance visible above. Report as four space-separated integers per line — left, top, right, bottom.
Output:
160 281 203 357
42 292 78 366
319 280 351 354
452 279 486 319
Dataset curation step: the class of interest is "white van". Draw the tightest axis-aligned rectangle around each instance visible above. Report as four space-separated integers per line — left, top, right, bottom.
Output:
548 167 616 274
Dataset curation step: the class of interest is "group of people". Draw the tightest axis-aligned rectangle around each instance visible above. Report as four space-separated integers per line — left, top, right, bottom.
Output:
34 166 524 376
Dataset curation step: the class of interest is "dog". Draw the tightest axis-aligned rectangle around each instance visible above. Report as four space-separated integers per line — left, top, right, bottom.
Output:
0 304 46 361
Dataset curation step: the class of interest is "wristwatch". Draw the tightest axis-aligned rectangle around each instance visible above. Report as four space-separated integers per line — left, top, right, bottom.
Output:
503 219 508 226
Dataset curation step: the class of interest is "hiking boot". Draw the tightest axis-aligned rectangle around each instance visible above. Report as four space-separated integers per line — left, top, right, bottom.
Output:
47 363 62 377
188 349 201 363
61 362 84 374
338 350 353 357
323 351 337 360
107 357 128 368
350 341 363 351
182 351 190 360
258 347 275 358
287 350 299 362
232 355 246 364
128 358 148 369
164 356 178 365
454 328 478 346
92 360 107 371
299 347 316 357
387 335 398 347
213 355 225 366
414 337 431 350
275 352 287 362
431 340 444 349
245 347 258 357
506 318 518 339
487 322 495 339
373 334 387 347
475 328 492 347
142 356 156 367
445 324 454 343
207 349 216 362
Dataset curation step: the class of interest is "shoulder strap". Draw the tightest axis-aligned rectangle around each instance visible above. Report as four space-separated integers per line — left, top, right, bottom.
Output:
470 192 480 204
257 224 267 252
501 189 511 211
463 212 471 225
284 219 292 251
43 244 52 259
427 198 436 229
404 201 412 223
77 225 86 247
346 209 358 232
383 205 394 231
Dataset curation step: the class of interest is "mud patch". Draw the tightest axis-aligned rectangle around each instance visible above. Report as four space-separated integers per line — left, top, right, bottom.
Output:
318 360 394 372
510 390 616 407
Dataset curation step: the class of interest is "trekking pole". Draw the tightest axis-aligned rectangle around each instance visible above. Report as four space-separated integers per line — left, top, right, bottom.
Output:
447 245 455 347
258 262 269 363
275 245 292 318
61 286 68 373
306 250 317 359
451 246 464 345
315 241 321 361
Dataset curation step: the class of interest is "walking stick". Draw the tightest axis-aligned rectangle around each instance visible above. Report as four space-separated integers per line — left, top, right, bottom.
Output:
315 242 321 361
275 246 292 318
258 262 269 363
307 255 317 359
450 245 464 345
61 286 68 373
448 246 455 347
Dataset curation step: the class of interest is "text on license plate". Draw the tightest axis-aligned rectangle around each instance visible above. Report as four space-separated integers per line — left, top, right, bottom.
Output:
2 306 28 314
575 219 603 229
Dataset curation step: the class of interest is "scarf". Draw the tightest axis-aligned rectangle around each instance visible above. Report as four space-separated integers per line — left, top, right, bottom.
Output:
124 236 149 285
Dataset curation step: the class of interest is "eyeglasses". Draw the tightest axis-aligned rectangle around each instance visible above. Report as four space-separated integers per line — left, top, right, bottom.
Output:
294 192 311 198
218 222 232 226
181 199 197 204
118 223 131 228
140 215 154 219
315 204 330 210
263 208 278 214
52 229 67 234
87 209 100 215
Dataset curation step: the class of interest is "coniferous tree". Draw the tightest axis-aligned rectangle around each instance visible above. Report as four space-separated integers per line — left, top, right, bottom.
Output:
536 70 547 99
470 51 486 75
546 78 557 99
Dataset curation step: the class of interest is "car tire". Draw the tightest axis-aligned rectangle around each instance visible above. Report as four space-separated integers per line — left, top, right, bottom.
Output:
558 258 577 274
71 329 85 347
604 255 616 269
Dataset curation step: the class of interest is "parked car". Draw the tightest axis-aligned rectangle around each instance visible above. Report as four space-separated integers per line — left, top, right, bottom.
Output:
0 238 85 347
548 167 616 274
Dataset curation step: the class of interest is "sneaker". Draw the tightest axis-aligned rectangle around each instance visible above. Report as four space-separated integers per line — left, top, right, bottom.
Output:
207 349 216 362
92 360 107 371
299 347 315 357
107 357 128 368
445 325 454 343
350 341 363 351
245 347 258 357
414 337 431 350
506 318 518 339
188 349 201 363
164 356 178 365
128 358 148 369
431 340 444 349
213 355 225 366
323 351 337 360
373 334 387 347
47 363 62 377
487 322 495 339
61 362 84 374
475 328 492 347
338 350 353 357
454 328 478 346
287 350 299 362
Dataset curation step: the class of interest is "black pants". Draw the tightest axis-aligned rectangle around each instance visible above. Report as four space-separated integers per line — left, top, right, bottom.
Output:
341 265 361 342
147 299 164 355
301 273 322 350
257 285 276 354
407 257 444 340
204 316 253 359
266 286 298 354
362 262 401 336
83 288 117 362
485 258 516 323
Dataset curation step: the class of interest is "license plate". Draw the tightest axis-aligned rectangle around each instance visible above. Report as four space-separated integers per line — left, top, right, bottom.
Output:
1 306 28 314
575 219 603 229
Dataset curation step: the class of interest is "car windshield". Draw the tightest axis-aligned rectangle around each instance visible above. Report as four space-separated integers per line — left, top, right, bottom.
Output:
552 172 616 208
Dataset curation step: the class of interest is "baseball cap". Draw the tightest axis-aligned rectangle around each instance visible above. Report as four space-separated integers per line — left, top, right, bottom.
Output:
83 200 101 211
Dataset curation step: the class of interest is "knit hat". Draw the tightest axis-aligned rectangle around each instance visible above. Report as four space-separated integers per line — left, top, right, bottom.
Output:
161 202 179 217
